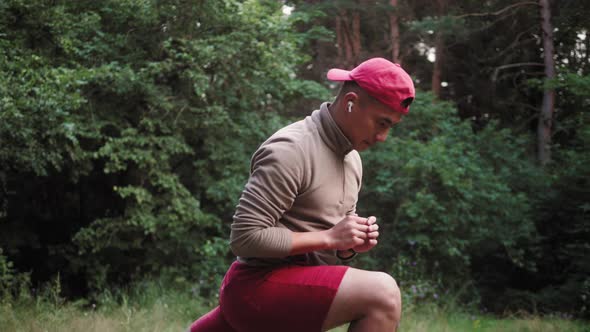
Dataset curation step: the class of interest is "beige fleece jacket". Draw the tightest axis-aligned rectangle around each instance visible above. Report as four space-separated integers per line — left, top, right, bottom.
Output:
230 102 362 266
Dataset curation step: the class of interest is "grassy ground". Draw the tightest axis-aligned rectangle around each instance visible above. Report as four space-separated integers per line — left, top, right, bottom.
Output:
331 307 588 332
1 283 587 332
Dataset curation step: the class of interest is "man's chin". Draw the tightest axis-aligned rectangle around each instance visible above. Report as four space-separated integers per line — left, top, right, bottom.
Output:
355 142 371 152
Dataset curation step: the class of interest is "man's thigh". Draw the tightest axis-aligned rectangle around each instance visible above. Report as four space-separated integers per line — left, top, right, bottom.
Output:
220 263 348 332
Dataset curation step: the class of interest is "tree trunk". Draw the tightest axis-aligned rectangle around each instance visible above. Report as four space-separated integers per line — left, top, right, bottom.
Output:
352 10 361 65
336 3 362 67
537 0 555 165
337 9 353 67
432 32 443 98
431 0 446 98
389 0 401 64
336 13 343 63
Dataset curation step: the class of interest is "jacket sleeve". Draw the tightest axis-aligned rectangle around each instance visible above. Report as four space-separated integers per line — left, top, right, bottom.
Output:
229 138 303 258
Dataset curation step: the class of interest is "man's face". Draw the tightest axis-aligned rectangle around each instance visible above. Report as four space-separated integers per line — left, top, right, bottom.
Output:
349 97 403 152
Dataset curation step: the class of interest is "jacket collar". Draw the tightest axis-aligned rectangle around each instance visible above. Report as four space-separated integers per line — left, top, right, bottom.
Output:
312 102 354 156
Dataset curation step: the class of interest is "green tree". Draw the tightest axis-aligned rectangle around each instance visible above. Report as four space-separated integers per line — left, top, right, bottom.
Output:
0 0 328 295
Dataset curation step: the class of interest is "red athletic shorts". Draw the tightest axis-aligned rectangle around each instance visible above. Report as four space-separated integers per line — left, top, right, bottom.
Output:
190 261 349 332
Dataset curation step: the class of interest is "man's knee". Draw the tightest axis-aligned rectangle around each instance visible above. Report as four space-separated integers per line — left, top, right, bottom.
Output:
372 272 401 315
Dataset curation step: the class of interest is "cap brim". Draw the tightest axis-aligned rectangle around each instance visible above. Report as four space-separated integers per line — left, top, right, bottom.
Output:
327 69 353 81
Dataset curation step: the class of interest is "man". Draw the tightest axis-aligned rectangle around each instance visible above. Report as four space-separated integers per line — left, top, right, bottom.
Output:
189 57 415 332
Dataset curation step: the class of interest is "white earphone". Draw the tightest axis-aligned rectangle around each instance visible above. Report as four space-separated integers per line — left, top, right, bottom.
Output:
347 101 353 113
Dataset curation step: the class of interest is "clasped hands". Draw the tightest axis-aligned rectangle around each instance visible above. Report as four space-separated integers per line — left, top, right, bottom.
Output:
328 215 379 254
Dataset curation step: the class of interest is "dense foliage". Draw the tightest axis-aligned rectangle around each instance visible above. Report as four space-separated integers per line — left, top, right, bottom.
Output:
0 0 327 297
1 0 588 319
359 93 541 281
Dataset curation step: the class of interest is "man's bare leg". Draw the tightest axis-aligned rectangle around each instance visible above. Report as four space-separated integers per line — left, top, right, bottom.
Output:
321 268 401 332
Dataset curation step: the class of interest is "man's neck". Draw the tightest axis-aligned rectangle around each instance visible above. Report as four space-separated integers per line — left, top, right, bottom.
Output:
328 101 352 143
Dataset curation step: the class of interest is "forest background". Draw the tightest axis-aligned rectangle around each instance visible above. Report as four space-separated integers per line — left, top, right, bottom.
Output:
0 0 588 323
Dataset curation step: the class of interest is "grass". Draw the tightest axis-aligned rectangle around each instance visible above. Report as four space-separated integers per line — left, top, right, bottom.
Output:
329 306 589 332
329 305 588 332
1 283 588 332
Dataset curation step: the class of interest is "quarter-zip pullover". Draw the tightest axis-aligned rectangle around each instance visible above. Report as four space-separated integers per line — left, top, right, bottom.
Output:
230 103 363 266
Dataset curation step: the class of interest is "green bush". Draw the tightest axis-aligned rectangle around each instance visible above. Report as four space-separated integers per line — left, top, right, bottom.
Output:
0 248 30 301
357 92 541 292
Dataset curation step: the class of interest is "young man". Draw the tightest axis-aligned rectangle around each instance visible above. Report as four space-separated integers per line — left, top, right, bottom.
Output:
189 57 415 332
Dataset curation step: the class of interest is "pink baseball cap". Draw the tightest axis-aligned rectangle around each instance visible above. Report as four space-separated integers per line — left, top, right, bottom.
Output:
327 57 415 114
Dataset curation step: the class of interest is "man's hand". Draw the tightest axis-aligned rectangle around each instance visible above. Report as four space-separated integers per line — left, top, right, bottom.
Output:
352 216 379 253
290 215 375 256
325 215 370 250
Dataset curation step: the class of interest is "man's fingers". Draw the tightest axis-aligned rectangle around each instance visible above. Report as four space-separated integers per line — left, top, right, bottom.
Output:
353 215 377 226
352 216 369 225
354 237 365 246
367 231 379 239
354 224 369 232
353 229 368 239
368 224 379 232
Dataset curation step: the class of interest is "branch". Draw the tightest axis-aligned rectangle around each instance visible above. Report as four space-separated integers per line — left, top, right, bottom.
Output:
496 101 540 133
480 27 537 63
456 8 523 39
455 1 539 19
492 62 544 81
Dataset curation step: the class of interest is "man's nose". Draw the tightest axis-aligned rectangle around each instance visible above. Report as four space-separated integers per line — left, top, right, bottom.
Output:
375 130 389 142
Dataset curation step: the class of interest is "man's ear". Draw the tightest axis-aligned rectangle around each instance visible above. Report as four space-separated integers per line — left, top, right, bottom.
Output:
344 92 359 105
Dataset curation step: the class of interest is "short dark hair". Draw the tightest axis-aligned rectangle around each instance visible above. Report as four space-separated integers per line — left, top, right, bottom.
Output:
339 80 362 94
334 80 374 106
